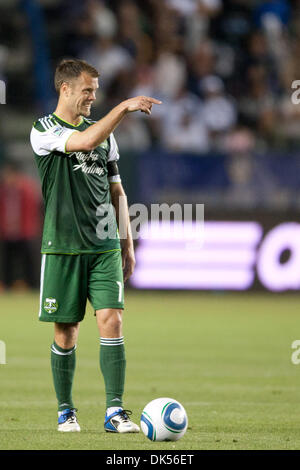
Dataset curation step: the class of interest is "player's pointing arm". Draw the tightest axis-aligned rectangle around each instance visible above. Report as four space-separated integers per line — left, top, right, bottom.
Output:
123 96 162 115
66 96 162 153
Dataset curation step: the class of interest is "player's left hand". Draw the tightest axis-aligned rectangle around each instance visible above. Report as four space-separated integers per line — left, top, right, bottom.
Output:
122 247 136 282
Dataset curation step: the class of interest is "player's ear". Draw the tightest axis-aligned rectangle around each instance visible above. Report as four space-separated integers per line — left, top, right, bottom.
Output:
60 81 70 98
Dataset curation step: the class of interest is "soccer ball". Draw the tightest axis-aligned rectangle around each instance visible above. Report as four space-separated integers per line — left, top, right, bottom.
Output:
140 397 188 441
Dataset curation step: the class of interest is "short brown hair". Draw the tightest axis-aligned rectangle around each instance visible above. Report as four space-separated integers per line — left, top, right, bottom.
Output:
54 58 99 93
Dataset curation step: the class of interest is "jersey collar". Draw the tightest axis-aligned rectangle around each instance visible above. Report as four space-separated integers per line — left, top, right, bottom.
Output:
52 112 84 128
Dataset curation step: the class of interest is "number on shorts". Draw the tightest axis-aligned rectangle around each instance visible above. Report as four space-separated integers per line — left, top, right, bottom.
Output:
116 281 123 302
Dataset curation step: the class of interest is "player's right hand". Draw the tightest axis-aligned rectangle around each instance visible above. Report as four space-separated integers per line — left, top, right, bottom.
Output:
123 96 162 115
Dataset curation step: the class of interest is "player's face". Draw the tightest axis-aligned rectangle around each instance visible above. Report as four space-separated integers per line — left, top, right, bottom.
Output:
68 72 99 117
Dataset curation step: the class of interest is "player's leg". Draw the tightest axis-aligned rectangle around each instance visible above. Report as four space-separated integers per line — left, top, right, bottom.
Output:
39 254 88 432
96 308 125 409
52 322 81 432
96 308 139 433
54 321 80 349
88 250 139 433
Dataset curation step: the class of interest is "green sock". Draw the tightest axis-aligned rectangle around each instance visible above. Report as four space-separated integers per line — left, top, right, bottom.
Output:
50 341 76 412
100 337 126 408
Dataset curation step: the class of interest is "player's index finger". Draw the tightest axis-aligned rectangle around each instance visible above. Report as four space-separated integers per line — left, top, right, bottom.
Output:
146 97 162 105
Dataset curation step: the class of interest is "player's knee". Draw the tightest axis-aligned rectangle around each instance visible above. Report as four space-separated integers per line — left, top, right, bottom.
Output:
54 322 79 349
107 311 122 332
56 338 76 349
97 309 123 335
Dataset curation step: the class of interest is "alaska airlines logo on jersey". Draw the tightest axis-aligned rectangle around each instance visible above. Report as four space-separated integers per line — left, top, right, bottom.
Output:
44 298 58 314
71 150 105 175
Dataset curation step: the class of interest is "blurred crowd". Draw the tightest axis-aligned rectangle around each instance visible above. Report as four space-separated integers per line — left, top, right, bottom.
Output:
0 162 41 290
1 0 300 154
0 0 300 289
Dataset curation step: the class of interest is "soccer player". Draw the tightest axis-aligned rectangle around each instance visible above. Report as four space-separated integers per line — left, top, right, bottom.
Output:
30 59 161 433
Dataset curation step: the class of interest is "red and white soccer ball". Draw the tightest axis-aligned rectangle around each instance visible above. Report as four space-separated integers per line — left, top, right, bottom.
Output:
140 397 188 442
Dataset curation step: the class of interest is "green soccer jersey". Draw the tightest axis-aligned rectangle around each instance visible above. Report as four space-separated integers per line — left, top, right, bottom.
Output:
30 113 121 254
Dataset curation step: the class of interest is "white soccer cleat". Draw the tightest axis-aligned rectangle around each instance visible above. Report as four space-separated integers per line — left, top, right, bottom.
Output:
57 408 81 432
104 409 140 433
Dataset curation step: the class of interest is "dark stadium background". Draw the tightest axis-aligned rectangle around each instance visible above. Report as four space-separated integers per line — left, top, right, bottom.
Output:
2 0 300 453
0 0 299 292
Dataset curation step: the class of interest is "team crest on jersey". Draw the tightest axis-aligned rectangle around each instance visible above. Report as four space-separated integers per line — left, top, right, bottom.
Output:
44 298 58 314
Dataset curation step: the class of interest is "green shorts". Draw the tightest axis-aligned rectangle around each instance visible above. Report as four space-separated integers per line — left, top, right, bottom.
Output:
38 250 124 323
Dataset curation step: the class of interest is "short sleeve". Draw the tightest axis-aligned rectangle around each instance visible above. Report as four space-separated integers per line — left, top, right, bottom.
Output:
108 133 120 162
30 123 77 156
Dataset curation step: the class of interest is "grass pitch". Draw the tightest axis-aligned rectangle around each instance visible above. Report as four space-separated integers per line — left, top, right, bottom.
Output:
0 290 300 450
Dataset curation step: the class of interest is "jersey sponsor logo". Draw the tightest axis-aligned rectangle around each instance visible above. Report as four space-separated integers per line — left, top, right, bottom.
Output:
71 151 105 175
70 151 99 162
44 297 58 314
73 161 105 175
